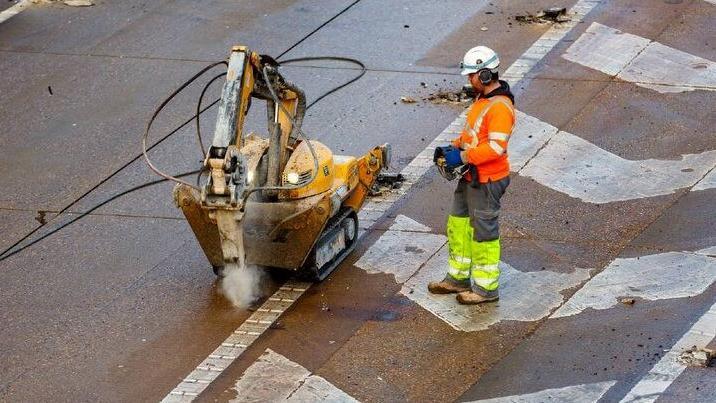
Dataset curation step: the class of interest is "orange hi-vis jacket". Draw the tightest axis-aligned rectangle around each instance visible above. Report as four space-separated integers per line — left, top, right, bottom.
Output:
452 90 515 183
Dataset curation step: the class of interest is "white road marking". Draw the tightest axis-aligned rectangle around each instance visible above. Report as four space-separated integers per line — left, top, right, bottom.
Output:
467 380 617 403
693 168 716 191
401 245 590 332
230 349 357 402
552 247 716 318
161 281 311 402
0 0 32 24
620 301 716 403
563 22 716 93
354 215 446 283
518 129 716 203
507 110 716 203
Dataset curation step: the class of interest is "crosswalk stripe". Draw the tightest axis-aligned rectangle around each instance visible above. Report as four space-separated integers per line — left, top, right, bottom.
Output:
230 349 357 402
506 110 716 203
466 380 617 403
0 0 31 24
563 22 716 93
552 247 716 318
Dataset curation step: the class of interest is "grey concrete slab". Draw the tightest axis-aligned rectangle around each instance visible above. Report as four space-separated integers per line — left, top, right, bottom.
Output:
658 364 716 403
621 188 716 256
458 285 716 402
0 214 189 395
0 1 172 54
0 0 19 13
281 0 492 73
0 208 49 253
88 0 358 61
0 51 212 211
560 80 716 161
419 0 576 72
0 0 357 61
656 0 716 61
0 239 270 402
515 0 704 130
518 1 716 160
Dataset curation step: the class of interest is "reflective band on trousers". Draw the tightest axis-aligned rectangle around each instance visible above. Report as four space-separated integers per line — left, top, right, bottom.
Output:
449 265 469 280
470 238 501 291
447 215 472 280
472 275 499 291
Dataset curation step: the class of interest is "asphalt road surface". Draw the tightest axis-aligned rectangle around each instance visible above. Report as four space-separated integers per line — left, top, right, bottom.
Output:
1 0 715 402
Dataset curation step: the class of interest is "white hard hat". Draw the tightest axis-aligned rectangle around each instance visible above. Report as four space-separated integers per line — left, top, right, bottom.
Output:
460 46 500 76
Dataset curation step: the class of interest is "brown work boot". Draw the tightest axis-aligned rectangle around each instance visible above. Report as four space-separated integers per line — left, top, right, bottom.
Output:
456 290 499 305
428 276 471 294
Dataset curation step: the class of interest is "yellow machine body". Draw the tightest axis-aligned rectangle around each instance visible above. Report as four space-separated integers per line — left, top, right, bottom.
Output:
172 45 389 280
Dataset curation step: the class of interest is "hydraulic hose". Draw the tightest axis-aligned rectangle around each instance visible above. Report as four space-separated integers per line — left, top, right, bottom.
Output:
241 56 367 200
142 60 228 191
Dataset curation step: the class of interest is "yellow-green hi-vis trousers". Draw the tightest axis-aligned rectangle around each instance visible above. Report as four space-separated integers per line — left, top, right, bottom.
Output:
446 176 510 297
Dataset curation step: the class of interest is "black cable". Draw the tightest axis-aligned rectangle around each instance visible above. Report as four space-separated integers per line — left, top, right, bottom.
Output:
279 56 367 108
1 57 367 262
276 0 362 59
142 61 228 189
0 170 200 263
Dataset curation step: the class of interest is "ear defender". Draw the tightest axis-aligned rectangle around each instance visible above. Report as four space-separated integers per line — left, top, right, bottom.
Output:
478 68 493 85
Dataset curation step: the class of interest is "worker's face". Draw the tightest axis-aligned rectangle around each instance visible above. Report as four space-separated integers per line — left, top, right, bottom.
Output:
468 72 484 91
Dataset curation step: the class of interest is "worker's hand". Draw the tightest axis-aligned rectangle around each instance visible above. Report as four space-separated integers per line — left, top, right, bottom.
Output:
443 147 464 169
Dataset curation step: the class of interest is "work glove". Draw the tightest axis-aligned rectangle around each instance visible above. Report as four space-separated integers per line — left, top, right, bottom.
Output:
434 145 466 181
443 147 463 169
433 145 463 168
434 145 464 169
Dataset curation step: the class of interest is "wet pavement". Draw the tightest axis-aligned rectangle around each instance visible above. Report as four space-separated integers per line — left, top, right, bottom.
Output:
1 0 715 402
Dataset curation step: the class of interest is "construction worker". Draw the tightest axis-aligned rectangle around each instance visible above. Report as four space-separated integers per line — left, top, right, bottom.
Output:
429 46 515 305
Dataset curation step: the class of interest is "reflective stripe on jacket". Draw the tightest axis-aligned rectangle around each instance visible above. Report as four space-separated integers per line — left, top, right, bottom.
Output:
452 95 515 183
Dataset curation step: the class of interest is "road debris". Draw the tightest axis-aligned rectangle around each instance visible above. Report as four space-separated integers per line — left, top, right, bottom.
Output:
371 172 404 196
678 346 714 367
34 211 47 225
618 297 636 305
514 7 569 24
400 96 417 104
423 85 476 106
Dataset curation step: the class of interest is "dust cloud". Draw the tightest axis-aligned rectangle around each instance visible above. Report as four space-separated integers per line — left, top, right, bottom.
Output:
220 263 265 308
